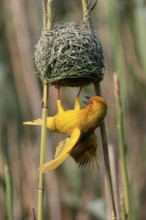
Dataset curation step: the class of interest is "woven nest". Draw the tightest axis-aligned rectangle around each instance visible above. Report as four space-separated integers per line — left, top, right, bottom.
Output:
34 22 104 87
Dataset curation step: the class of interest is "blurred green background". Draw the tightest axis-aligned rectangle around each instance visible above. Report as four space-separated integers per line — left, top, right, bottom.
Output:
0 0 146 219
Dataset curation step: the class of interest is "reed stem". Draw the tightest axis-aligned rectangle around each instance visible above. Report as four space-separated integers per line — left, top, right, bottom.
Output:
37 81 48 220
42 0 47 30
113 73 131 219
81 0 88 15
47 0 53 29
4 165 13 220
37 1 53 219
94 84 117 219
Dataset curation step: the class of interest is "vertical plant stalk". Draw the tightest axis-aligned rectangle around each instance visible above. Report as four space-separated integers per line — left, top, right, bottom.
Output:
109 144 121 220
42 0 48 29
94 84 117 219
81 0 88 16
113 73 131 218
4 165 13 220
107 0 126 98
81 0 97 25
37 1 53 220
47 0 53 29
120 193 126 220
38 81 48 220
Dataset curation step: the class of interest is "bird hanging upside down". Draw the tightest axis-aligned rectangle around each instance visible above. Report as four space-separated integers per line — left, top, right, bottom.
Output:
23 96 107 173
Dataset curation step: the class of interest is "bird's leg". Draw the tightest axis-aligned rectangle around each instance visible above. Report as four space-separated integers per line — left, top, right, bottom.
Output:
77 86 82 97
55 83 64 113
77 84 83 97
55 83 61 100
75 80 85 110
77 79 85 97
57 99 64 113
74 96 81 110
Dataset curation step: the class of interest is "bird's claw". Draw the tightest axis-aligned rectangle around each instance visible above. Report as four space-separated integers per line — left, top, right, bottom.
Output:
83 96 91 105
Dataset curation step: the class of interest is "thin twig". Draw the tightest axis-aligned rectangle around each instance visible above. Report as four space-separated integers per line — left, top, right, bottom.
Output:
88 0 98 11
32 208 36 220
109 144 121 220
113 73 131 219
94 83 117 219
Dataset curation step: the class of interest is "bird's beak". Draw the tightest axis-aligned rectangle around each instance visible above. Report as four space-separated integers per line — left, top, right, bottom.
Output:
83 96 91 105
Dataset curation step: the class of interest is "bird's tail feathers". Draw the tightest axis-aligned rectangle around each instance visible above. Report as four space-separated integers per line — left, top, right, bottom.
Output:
23 117 55 131
91 156 100 170
23 119 42 126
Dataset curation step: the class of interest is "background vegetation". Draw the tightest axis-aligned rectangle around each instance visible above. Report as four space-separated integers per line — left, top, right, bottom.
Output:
0 0 146 219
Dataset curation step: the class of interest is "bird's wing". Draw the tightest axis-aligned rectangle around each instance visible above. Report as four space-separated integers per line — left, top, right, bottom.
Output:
74 96 81 110
39 128 81 173
70 133 99 168
55 138 68 158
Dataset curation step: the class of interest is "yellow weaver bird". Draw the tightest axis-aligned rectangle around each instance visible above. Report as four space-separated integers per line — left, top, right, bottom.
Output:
24 96 107 172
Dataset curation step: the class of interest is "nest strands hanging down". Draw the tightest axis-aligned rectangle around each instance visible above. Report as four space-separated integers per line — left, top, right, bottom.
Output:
34 22 104 86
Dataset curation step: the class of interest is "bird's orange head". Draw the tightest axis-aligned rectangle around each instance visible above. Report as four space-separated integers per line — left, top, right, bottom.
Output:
90 96 107 106
85 96 107 106
84 96 107 116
